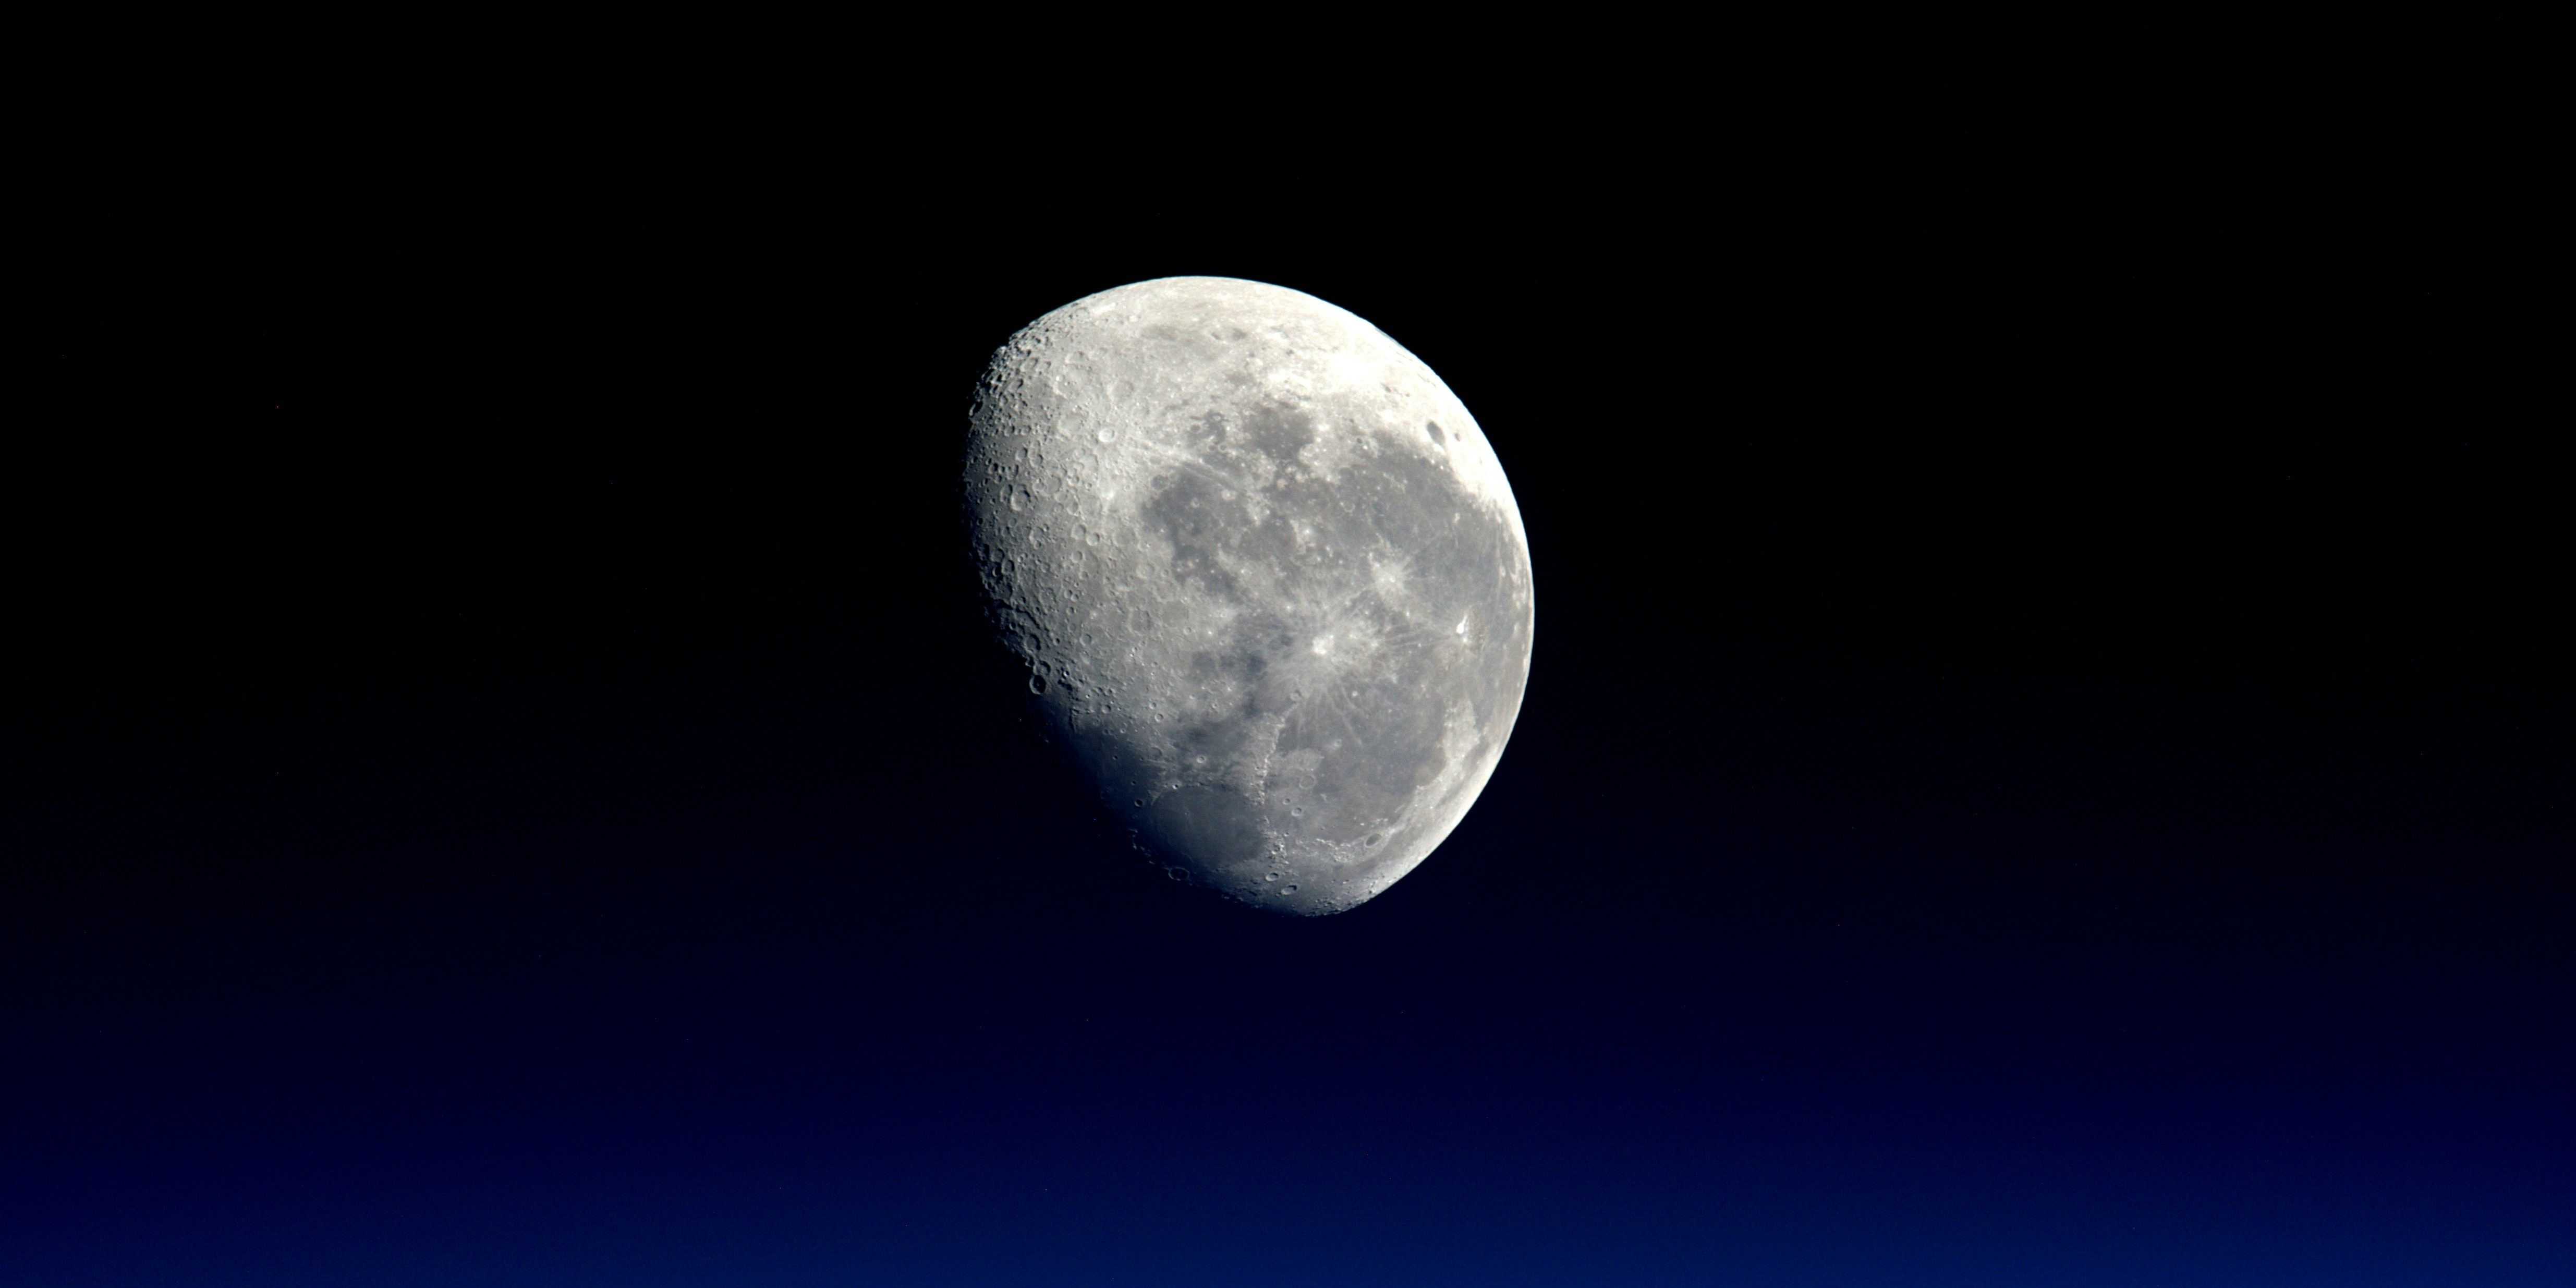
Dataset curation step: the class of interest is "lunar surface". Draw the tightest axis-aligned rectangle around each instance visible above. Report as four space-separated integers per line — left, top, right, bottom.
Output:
963 277 1533 914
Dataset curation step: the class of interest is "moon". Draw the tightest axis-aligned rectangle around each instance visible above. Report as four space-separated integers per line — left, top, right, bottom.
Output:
963 277 1534 914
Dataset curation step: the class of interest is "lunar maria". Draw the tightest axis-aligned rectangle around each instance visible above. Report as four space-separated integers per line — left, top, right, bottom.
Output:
964 277 1533 914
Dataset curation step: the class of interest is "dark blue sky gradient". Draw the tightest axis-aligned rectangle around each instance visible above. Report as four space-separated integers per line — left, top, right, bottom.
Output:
13 136 2566 1284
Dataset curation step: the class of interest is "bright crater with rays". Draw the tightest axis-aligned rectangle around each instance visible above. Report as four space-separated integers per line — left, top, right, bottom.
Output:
964 277 1534 914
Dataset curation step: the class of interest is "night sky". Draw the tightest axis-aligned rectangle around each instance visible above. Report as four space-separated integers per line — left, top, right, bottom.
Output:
12 147 2567 1284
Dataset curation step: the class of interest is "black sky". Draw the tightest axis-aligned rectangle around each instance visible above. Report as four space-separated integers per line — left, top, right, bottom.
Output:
9 129 2568 1283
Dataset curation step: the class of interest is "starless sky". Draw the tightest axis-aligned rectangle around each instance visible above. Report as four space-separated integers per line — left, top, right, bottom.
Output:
10 129 2568 1283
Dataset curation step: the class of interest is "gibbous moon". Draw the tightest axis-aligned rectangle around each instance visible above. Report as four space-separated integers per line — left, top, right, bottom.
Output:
964 277 1533 914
